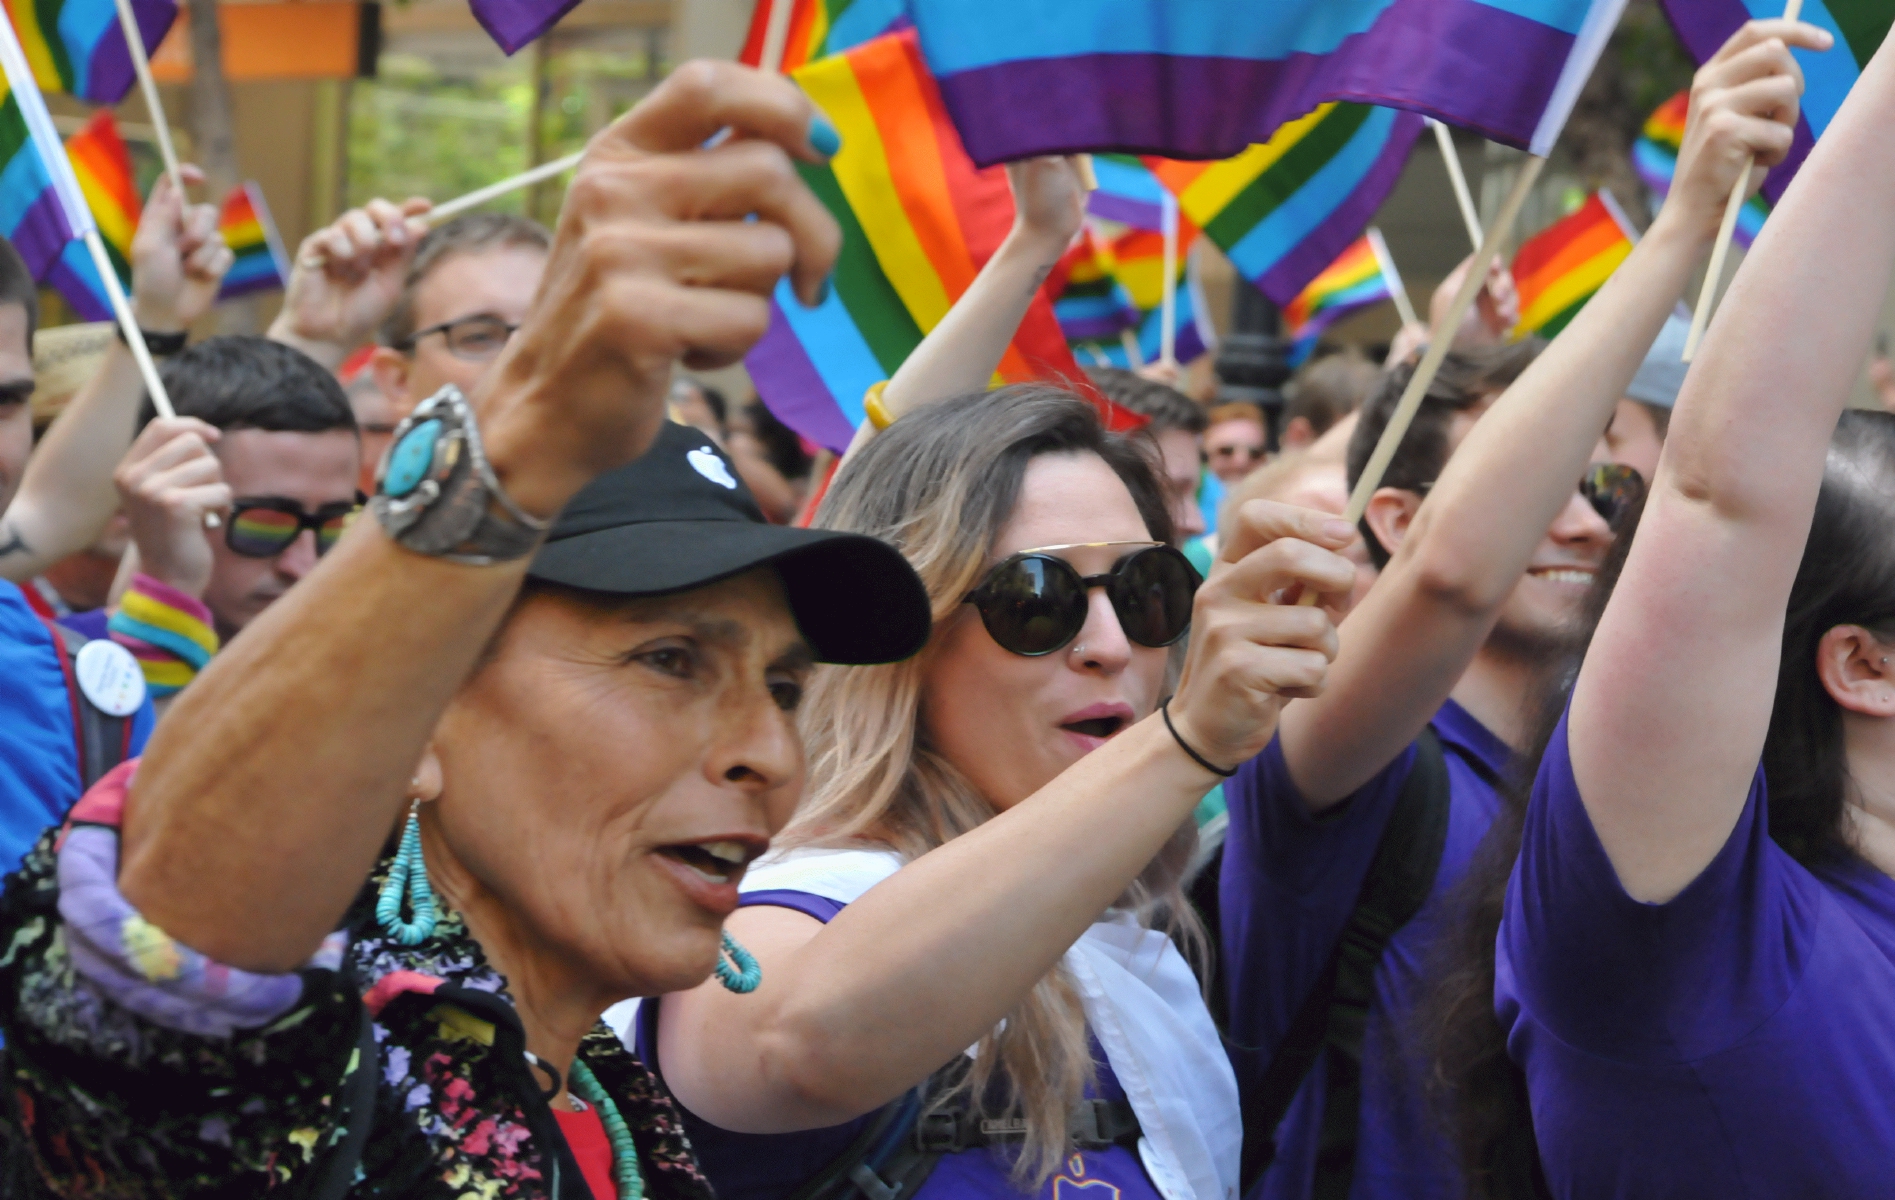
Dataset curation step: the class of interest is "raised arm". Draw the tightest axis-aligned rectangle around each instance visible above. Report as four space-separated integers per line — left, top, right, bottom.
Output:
836 156 1085 466
1278 20 1823 806
266 197 433 371
0 170 229 581
1570 24 1890 902
117 65 843 973
657 502 1356 1132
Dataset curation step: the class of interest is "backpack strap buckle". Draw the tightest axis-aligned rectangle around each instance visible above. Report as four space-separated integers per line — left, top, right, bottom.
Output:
1070 1099 1141 1149
914 1109 969 1154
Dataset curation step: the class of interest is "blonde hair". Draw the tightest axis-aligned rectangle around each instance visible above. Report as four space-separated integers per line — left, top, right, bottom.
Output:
792 386 1203 1183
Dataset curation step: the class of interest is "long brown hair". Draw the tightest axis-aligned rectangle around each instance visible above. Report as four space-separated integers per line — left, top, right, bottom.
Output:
793 385 1203 1183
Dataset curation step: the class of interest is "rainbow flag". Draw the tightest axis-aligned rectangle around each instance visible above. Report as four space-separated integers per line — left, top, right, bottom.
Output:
1148 102 1424 306
1051 230 1141 343
1100 266 1216 368
65 110 135 285
0 11 113 320
745 29 1126 453
1283 230 1400 364
738 0 908 71
1086 153 1172 230
3 0 177 105
1632 89 1768 247
1512 190 1638 338
1658 0 1893 205
903 0 1629 167
216 182 290 299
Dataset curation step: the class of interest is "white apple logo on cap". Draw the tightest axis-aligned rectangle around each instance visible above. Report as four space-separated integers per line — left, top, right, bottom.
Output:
687 446 738 490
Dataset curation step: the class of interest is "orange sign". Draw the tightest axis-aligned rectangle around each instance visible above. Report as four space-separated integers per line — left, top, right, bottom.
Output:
150 2 371 82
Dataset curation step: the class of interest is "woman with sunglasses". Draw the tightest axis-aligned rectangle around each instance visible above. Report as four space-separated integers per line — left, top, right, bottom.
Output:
629 154 1357 1200
1494 22 1895 1195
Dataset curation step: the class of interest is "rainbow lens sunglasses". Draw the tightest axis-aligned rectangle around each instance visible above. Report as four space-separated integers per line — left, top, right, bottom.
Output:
226 495 364 559
963 541 1202 657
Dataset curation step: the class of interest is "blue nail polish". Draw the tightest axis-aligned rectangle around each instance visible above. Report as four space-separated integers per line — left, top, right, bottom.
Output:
807 273 833 308
808 112 843 159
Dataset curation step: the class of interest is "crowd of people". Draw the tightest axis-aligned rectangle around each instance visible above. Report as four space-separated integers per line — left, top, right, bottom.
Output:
0 15 1889 1200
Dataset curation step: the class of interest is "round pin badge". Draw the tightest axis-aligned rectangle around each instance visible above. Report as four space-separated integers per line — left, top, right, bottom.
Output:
74 639 147 717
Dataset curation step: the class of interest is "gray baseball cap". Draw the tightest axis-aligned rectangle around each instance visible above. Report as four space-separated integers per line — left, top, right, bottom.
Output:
1625 313 1692 409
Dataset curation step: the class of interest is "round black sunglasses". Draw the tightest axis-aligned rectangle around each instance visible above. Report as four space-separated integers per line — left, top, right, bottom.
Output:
963 542 1202 657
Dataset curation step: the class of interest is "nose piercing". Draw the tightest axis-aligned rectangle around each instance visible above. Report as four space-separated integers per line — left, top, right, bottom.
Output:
1072 642 1087 656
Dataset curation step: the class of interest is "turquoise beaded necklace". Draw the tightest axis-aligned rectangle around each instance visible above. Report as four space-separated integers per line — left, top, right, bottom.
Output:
568 1059 644 1200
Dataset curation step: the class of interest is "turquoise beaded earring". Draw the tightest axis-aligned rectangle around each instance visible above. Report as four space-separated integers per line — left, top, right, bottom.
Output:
377 798 439 945
714 931 761 993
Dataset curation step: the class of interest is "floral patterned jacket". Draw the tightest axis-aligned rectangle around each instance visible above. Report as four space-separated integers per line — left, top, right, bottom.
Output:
0 761 717 1200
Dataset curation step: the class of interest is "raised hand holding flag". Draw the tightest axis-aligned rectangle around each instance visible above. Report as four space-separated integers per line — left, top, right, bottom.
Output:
0 11 172 415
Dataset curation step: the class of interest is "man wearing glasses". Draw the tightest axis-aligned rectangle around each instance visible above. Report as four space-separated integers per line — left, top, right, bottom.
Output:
268 207 549 488
109 338 360 700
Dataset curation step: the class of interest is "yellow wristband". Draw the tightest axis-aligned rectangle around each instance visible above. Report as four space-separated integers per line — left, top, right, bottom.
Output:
863 381 895 431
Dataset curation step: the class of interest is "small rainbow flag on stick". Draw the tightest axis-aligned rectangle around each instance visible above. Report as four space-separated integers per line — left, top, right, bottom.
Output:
1051 229 1141 343
1512 190 1638 339
738 0 907 71
216 182 290 299
1282 229 1406 364
1085 153 1172 231
1148 102 1425 307
65 110 137 285
745 29 1126 453
1633 89 1767 247
3 0 178 105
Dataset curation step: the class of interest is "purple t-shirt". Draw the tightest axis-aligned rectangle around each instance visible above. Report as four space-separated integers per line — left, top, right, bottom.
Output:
639 889 1164 1200
1498 709 1895 1197
1220 699 1508 1200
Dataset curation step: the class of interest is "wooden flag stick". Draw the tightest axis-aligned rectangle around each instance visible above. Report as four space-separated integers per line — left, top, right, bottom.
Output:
1159 190 1179 368
1684 0 1802 362
1430 118 1484 252
1074 153 1098 192
1295 156 1545 606
83 226 175 419
112 0 184 197
426 152 584 225
1119 326 1145 368
758 0 795 73
1366 226 1420 330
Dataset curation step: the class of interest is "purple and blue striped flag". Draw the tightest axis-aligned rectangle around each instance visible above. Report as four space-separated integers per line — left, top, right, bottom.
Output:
1086 154 1171 230
903 0 1630 168
0 10 113 320
1658 1 1890 205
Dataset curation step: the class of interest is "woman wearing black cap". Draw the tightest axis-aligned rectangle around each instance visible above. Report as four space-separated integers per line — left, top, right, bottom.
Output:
0 66 924 1200
632 157 1359 1200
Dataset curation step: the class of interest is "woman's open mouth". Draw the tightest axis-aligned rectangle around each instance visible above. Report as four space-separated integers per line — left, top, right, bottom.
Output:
1058 703 1137 752
657 840 759 885
654 838 768 915
1061 715 1127 738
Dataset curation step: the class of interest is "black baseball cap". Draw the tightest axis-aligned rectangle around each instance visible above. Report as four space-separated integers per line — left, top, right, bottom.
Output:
527 421 930 665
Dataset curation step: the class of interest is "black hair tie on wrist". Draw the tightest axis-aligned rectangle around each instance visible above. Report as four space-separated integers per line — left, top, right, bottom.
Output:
1161 696 1238 778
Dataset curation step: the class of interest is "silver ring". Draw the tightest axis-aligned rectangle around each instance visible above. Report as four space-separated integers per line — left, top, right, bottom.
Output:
203 512 222 530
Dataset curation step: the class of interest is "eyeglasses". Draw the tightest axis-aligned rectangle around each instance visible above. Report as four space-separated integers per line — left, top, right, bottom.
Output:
226 495 364 559
1414 463 1646 530
963 542 1202 657
397 314 519 362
